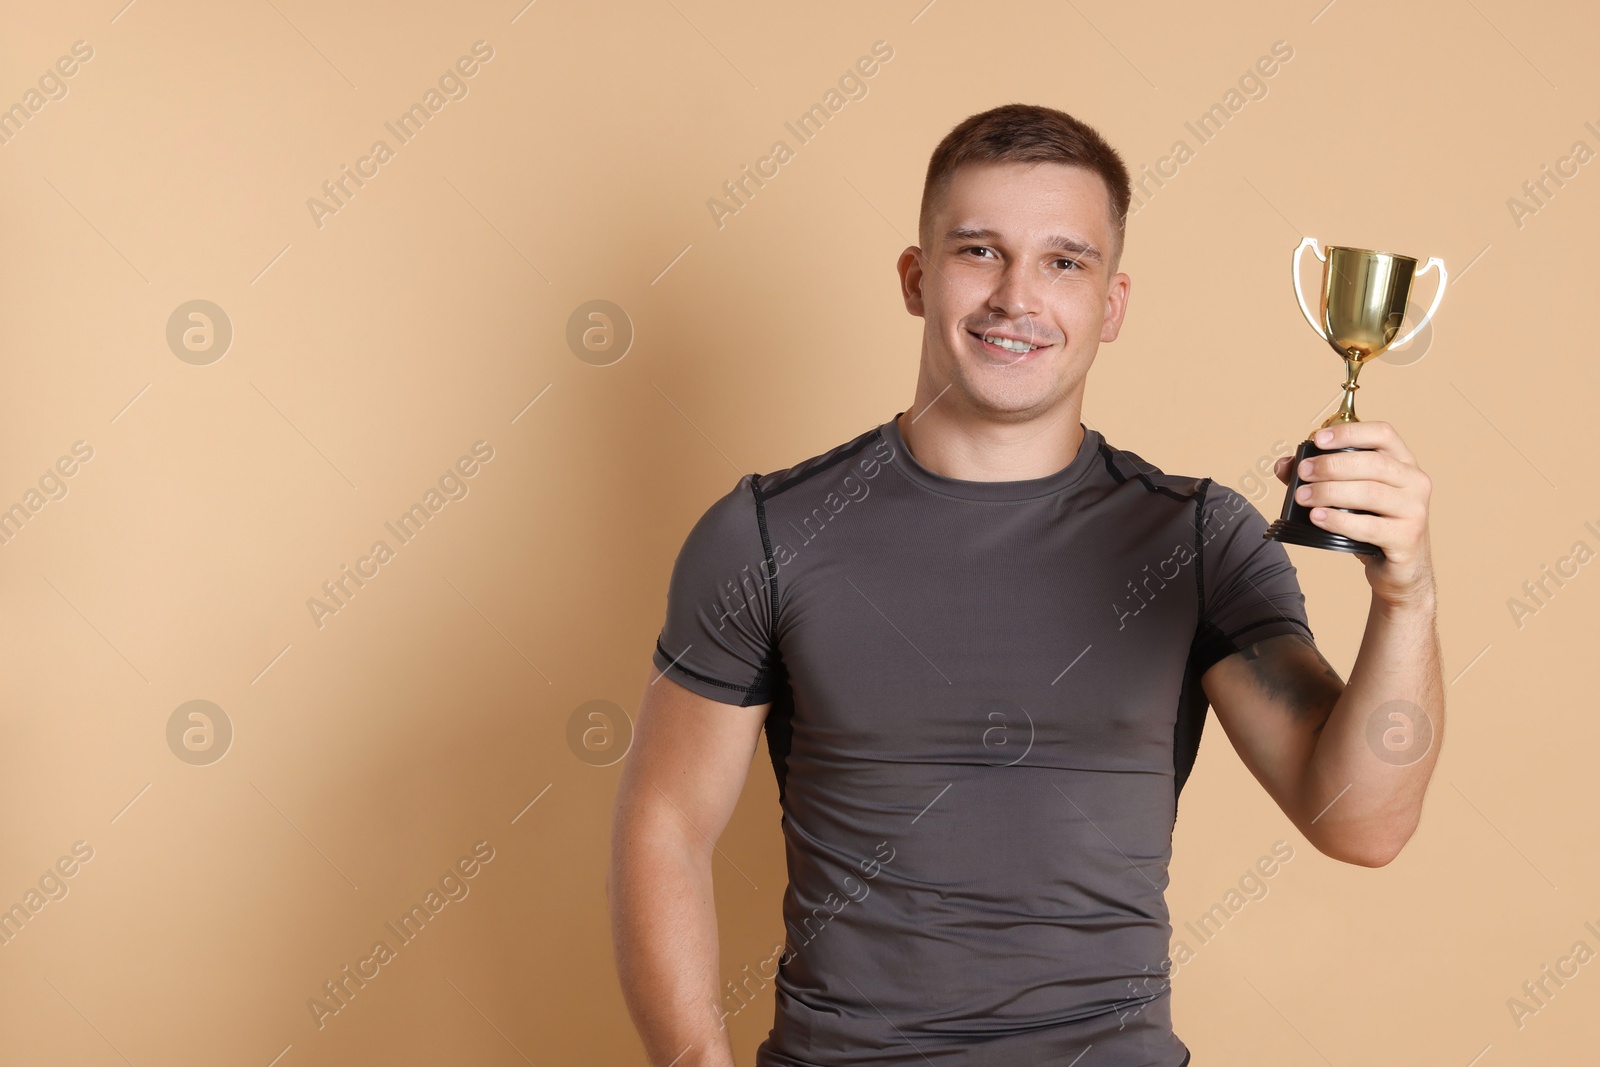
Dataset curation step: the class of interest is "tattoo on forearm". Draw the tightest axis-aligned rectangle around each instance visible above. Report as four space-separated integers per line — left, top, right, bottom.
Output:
1238 634 1343 730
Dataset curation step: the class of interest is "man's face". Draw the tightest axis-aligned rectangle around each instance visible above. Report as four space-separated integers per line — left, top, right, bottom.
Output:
899 161 1130 422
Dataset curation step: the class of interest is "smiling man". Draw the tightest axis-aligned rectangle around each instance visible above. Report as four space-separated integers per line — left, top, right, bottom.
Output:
609 103 1444 1066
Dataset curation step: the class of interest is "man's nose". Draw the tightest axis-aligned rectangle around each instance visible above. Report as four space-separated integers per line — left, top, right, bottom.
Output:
990 262 1043 318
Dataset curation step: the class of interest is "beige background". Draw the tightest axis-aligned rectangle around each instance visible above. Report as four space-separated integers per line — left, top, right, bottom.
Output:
0 0 1595 1063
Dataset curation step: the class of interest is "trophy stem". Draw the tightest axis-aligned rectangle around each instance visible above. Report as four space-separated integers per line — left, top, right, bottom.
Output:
1321 355 1364 428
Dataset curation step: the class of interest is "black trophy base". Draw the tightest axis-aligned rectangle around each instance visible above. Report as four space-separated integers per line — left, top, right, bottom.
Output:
1263 438 1385 558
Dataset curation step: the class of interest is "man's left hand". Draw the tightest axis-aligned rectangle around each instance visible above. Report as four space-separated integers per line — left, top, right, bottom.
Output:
1273 420 1434 607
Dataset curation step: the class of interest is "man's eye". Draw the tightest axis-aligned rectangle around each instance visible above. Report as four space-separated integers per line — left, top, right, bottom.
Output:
963 246 994 258
1056 258 1082 271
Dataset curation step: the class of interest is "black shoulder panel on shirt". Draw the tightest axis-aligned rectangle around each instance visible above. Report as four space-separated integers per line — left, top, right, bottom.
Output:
1174 490 1211 813
749 477 781 639
1173 656 1209 813
730 420 885 805
758 425 884 501
1093 439 1215 813
1095 439 1204 505
1193 477 1211 622
749 462 798 802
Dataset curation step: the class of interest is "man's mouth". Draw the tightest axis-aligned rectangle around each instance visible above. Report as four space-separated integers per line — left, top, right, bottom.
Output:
971 329 1050 357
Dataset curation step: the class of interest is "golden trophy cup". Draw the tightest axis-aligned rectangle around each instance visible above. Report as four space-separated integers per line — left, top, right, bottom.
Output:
1263 238 1447 557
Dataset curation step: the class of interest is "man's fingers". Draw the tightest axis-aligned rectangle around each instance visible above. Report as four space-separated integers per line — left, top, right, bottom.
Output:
1312 420 1417 467
1295 478 1414 519
1297 448 1420 491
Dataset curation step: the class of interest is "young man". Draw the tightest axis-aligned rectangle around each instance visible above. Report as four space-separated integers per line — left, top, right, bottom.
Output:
609 103 1443 1066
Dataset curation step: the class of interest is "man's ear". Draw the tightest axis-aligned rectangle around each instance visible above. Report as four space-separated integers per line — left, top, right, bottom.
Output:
1099 271 1131 342
898 247 926 318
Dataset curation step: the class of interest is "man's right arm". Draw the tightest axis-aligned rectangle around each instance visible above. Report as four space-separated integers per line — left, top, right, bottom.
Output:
608 672 771 1067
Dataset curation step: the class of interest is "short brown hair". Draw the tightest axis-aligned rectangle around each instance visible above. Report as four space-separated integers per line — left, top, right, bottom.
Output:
919 103 1132 267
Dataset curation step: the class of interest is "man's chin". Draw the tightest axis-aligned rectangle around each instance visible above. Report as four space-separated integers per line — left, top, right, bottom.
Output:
950 380 1063 422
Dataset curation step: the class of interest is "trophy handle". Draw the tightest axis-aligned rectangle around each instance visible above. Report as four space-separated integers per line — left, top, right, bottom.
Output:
1291 237 1328 341
1390 256 1447 350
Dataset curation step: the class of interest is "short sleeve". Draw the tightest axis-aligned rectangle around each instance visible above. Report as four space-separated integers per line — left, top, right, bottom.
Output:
1191 479 1315 676
650 474 779 706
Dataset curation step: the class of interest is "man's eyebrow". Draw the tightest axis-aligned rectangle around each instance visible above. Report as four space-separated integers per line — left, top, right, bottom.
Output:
943 226 1103 262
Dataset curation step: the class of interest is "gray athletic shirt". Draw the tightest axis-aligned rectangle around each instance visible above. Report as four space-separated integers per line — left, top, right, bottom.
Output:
651 413 1313 1067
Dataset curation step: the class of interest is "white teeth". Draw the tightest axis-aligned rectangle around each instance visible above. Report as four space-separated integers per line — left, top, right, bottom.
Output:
983 334 1039 354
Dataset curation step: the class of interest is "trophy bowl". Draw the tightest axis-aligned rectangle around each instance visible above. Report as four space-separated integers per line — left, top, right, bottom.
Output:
1321 245 1419 361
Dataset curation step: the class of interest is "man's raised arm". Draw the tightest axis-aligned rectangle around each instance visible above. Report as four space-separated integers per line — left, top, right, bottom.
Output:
1203 419 1444 867
1203 614 1442 866
607 672 770 1067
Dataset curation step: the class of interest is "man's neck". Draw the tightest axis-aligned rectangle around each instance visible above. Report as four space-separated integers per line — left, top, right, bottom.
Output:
895 399 1087 483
